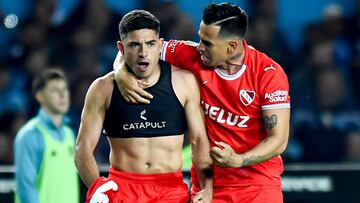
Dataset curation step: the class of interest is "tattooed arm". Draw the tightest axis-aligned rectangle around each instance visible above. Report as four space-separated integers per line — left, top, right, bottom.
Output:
241 108 290 166
210 108 290 168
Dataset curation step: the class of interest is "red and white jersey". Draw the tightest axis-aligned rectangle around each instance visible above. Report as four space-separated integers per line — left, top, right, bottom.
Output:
161 39 290 187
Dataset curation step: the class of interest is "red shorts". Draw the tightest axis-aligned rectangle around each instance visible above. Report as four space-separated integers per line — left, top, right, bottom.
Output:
191 184 283 203
86 167 189 203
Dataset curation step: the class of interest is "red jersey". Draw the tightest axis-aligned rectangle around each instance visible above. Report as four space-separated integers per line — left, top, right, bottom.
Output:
161 39 290 187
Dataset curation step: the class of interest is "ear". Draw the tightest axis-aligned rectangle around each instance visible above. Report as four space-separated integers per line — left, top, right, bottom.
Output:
35 91 43 104
117 41 125 55
159 38 164 52
227 40 238 54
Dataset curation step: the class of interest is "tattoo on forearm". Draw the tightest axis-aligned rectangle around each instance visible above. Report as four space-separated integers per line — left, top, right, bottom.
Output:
243 152 279 166
263 114 277 129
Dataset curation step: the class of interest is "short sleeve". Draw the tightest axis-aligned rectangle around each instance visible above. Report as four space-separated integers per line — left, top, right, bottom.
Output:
259 62 291 110
160 40 201 72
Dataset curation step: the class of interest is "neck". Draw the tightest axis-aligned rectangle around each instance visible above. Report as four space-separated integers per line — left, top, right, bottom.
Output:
139 64 161 88
218 52 245 75
44 108 63 128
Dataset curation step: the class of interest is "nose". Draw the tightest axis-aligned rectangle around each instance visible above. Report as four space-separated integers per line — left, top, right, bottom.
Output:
139 44 148 58
197 42 205 52
59 88 69 98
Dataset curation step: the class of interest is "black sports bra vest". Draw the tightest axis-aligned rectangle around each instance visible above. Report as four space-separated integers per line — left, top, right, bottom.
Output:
103 61 187 138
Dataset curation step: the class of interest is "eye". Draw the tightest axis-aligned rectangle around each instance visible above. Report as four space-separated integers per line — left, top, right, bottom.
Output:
130 43 139 48
147 42 155 47
202 40 211 47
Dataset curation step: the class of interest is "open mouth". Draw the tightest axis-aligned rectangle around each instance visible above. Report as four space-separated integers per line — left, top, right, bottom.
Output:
137 62 149 72
200 55 210 63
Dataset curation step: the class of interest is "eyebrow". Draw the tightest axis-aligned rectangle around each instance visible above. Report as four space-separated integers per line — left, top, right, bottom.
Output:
199 37 213 46
145 40 157 44
128 40 157 45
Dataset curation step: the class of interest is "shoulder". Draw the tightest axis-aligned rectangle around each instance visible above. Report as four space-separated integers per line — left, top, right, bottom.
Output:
14 120 42 147
86 72 115 100
249 45 285 72
247 47 287 79
90 71 114 91
170 66 200 103
171 66 198 89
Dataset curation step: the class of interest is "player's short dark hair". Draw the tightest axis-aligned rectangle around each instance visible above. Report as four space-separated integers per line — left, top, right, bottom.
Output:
119 10 160 40
32 68 68 96
202 3 248 38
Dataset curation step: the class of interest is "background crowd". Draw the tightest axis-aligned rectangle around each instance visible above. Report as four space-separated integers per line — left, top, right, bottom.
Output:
1 0 360 165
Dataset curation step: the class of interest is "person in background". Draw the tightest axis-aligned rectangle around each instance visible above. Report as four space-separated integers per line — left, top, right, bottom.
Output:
14 68 79 203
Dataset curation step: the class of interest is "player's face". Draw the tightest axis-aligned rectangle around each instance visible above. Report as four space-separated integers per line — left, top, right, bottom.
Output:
120 29 163 79
37 79 70 115
197 21 230 67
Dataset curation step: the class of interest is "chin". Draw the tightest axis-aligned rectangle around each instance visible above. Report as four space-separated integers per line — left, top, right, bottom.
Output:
203 61 214 67
200 59 209 65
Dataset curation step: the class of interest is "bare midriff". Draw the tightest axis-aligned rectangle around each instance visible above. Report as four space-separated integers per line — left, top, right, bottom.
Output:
108 134 184 173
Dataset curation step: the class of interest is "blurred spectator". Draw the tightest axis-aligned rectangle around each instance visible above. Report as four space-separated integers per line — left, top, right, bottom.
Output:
321 4 352 75
0 132 12 164
345 131 360 162
247 0 295 74
0 64 28 117
293 68 360 162
290 39 337 109
145 0 196 40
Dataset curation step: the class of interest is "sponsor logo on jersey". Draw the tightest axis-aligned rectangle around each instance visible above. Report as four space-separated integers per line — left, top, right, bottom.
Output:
239 89 255 106
168 40 197 53
140 110 147 120
123 121 166 130
168 40 180 53
264 90 288 102
123 109 167 130
201 101 250 128
264 64 276 71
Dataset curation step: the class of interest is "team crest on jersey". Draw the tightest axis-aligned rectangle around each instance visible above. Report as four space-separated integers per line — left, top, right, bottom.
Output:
239 89 255 106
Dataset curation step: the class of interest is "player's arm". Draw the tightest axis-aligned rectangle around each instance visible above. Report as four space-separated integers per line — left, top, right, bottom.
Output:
113 40 200 104
160 40 200 69
75 75 110 187
241 108 290 166
14 129 43 203
210 108 290 167
181 71 213 203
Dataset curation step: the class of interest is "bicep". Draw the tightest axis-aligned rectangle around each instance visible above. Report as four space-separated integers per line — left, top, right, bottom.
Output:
183 76 206 141
76 82 107 151
262 108 290 142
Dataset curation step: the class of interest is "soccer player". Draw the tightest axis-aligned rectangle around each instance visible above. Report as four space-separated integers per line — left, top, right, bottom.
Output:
14 69 79 203
114 3 290 203
75 10 213 203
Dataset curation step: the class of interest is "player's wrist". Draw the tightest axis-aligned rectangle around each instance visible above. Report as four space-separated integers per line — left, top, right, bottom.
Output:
238 153 246 168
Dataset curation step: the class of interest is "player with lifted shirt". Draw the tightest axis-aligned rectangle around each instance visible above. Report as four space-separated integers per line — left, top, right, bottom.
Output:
115 3 290 203
75 10 213 203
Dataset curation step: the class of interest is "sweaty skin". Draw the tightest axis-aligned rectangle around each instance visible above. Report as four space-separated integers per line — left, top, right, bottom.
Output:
75 67 211 184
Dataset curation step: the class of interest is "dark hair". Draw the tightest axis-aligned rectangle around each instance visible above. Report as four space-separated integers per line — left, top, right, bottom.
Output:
202 3 248 38
32 68 68 96
119 10 160 40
